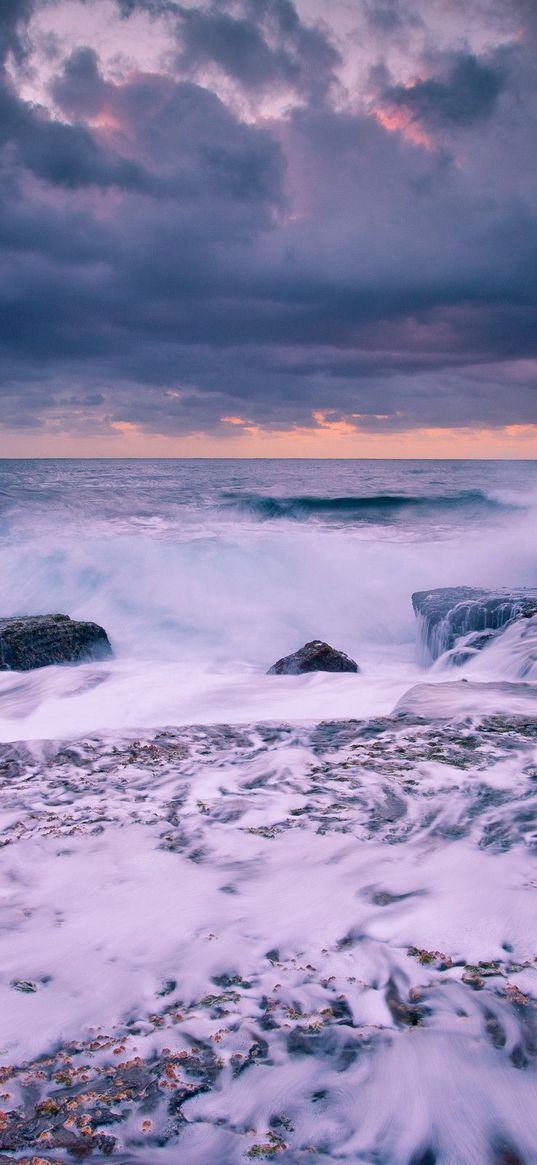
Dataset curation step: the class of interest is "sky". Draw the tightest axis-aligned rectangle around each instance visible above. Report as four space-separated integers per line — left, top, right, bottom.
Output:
0 0 536 457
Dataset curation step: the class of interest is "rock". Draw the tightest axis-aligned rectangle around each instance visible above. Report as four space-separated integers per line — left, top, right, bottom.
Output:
412 587 537 663
268 640 359 675
393 679 537 720
0 614 112 671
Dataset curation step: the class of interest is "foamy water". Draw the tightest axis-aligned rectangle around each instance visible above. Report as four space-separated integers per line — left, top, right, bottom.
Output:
1 716 537 1163
0 460 537 1164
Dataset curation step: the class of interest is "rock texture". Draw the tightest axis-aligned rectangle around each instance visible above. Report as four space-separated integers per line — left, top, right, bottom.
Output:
0 614 112 671
268 640 359 675
412 587 537 663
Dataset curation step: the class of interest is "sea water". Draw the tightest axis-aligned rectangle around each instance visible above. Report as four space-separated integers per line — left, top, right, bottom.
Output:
0 457 536 739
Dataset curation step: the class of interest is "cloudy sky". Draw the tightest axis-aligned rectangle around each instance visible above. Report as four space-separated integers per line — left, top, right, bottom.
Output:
1 0 536 456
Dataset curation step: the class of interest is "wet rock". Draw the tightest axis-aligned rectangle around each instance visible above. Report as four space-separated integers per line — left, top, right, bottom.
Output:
287 1026 323 1056
407 947 453 971
394 680 537 722
412 587 537 663
268 640 359 675
484 1011 507 1049
0 614 112 671
11 979 37 993
385 979 429 1027
370 888 420 907
492 1142 526 1165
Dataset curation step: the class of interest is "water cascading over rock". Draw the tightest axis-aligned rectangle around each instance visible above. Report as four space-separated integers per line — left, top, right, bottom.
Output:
412 587 537 665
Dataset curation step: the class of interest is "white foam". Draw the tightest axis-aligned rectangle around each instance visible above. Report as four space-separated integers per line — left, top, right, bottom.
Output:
1 719 536 1161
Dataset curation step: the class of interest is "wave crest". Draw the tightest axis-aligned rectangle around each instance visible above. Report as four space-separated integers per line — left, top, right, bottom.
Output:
220 489 514 523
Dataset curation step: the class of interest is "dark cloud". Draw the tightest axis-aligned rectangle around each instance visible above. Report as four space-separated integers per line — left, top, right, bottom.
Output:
0 87 159 191
6 51 285 207
62 392 105 406
174 0 340 101
0 0 536 440
384 51 506 127
110 0 341 101
50 46 105 119
364 0 421 34
0 0 35 66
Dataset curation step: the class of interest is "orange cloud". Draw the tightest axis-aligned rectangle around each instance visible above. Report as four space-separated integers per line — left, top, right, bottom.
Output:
110 420 140 432
311 409 359 434
88 111 121 132
372 106 433 150
221 415 261 436
1 421 537 459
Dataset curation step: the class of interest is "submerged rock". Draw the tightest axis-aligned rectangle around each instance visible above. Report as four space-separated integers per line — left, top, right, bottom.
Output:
268 640 359 675
412 587 537 663
0 614 112 671
393 679 537 720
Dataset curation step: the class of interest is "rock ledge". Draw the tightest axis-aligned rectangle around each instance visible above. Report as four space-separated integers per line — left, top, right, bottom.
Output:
412 586 537 663
0 614 112 671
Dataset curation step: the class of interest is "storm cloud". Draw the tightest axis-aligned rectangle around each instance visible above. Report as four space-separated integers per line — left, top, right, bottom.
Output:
383 51 506 127
0 0 536 445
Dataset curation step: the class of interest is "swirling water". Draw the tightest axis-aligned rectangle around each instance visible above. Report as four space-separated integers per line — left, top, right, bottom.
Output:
0 459 537 1164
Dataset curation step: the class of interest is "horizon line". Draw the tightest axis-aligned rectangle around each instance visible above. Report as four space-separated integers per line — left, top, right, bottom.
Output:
0 455 536 463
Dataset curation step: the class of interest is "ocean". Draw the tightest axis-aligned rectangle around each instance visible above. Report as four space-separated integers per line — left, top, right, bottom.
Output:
0 458 537 1164
0 457 536 736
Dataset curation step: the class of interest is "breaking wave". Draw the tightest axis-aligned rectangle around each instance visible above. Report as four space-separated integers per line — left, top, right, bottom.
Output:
0 459 536 736
220 489 518 523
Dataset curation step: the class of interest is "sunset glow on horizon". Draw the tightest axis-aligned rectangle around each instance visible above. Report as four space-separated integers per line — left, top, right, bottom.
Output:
2 420 537 460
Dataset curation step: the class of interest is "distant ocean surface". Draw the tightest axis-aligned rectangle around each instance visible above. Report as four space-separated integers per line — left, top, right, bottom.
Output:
0 458 536 739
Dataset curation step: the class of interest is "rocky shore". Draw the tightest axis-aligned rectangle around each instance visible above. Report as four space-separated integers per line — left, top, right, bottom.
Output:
0 590 536 1160
0 706 536 1163
2 586 537 678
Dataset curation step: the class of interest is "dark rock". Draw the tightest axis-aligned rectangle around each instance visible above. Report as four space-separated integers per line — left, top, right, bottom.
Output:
412 587 537 663
0 614 112 671
287 1026 324 1056
268 640 359 675
385 978 429 1027
492 1143 526 1165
